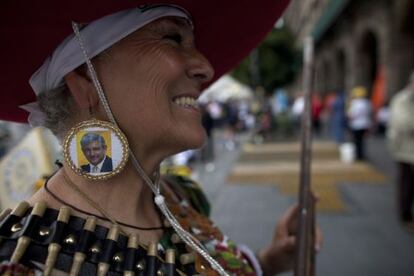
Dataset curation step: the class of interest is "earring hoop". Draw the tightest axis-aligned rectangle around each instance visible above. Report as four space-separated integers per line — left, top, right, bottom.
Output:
63 119 129 180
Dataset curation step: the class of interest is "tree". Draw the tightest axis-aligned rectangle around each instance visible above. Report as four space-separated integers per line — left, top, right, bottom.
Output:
231 26 300 95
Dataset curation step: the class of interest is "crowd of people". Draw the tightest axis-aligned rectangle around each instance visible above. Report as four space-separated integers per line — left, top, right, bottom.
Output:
171 74 414 237
253 87 390 161
170 82 394 172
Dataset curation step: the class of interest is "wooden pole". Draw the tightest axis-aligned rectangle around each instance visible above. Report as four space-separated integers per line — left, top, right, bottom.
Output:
294 36 316 276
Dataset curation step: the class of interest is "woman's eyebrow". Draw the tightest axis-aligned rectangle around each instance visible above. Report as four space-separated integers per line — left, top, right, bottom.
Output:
169 17 192 29
155 17 192 33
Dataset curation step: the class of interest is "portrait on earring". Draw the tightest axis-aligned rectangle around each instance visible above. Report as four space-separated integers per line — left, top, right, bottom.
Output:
77 131 113 174
63 120 129 180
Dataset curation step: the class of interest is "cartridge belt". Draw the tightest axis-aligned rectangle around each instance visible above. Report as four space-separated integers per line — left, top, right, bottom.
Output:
0 207 182 275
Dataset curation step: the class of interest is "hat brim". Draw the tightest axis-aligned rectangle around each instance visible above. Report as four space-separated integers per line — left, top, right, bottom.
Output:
0 0 289 122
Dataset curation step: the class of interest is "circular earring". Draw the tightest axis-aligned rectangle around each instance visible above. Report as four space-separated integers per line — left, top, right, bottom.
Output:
63 119 129 180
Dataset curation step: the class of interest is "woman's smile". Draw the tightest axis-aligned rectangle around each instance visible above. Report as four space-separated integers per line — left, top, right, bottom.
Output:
172 95 201 113
93 16 213 152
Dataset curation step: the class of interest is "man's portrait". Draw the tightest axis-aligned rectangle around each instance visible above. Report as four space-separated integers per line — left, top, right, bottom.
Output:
79 132 113 173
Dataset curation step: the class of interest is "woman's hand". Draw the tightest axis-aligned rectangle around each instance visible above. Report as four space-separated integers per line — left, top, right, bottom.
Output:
257 204 322 275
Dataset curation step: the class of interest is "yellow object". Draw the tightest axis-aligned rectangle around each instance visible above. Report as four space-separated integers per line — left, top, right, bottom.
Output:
229 142 387 212
34 178 47 192
351 86 367 98
165 165 192 177
0 127 57 210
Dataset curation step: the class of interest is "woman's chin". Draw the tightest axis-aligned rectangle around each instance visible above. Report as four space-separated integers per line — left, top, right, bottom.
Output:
177 129 207 151
188 139 206 150
184 136 206 151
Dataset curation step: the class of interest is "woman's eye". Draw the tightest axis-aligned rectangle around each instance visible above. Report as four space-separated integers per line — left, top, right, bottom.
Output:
163 33 183 44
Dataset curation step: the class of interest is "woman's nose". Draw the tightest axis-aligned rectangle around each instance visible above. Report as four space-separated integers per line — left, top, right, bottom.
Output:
186 49 214 84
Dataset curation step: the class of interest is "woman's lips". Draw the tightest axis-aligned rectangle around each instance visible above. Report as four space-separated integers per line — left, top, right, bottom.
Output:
172 95 200 112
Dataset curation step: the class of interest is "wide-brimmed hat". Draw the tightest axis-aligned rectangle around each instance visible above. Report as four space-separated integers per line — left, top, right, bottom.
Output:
0 0 289 123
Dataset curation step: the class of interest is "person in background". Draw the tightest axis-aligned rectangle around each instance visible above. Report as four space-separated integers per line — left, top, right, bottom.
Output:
201 103 215 164
347 86 373 160
331 91 346 144
376 101 390 136
311 94 323 136
222 100 239 150
291 92 304 133
387 72 414 231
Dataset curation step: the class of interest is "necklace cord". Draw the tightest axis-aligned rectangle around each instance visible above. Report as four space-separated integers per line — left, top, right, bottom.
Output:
44 172 164 232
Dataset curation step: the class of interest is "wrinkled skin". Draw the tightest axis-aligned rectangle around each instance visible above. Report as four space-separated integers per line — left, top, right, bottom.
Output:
94 17 214 168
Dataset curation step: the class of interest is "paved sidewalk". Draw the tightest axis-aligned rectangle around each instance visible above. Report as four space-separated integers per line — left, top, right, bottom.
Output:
195 134 414 276
227 141 386 212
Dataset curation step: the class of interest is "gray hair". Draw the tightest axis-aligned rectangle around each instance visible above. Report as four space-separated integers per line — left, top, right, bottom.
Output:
37 55 112 140
37 84 75 139
80 132 106 149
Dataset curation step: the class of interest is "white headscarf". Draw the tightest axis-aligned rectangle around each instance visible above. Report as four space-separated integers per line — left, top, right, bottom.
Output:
20 5 191 126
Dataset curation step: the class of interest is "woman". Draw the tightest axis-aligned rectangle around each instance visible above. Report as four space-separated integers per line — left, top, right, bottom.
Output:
347 86 373 160
0 1 320 275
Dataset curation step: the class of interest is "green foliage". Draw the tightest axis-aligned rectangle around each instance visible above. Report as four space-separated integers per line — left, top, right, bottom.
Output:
231 27 300 95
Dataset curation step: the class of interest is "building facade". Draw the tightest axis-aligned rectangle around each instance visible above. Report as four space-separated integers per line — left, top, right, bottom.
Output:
285 0 414 99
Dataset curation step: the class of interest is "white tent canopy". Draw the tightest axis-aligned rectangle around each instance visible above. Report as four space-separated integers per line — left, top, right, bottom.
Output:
199 75 254 103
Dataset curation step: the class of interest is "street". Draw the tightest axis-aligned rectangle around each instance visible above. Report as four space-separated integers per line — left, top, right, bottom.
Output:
194 133 414 276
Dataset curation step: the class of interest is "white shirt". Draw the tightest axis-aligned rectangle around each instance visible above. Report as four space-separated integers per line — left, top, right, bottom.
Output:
347 98 372 130
292 97 304 116
90 156 107 174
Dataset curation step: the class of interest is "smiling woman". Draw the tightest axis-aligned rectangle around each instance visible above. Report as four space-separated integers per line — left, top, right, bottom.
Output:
92 16 213 155
0 1 317 276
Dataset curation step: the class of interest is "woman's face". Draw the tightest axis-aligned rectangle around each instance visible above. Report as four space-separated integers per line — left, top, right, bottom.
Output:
95 17 214 159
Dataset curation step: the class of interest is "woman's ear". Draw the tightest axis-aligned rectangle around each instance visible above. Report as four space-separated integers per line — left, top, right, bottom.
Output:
64 69 98 109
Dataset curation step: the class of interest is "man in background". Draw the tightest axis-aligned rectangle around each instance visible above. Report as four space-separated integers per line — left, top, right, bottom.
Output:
347 86 372 160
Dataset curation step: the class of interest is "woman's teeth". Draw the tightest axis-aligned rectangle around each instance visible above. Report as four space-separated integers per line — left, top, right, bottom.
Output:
173 97 198 108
